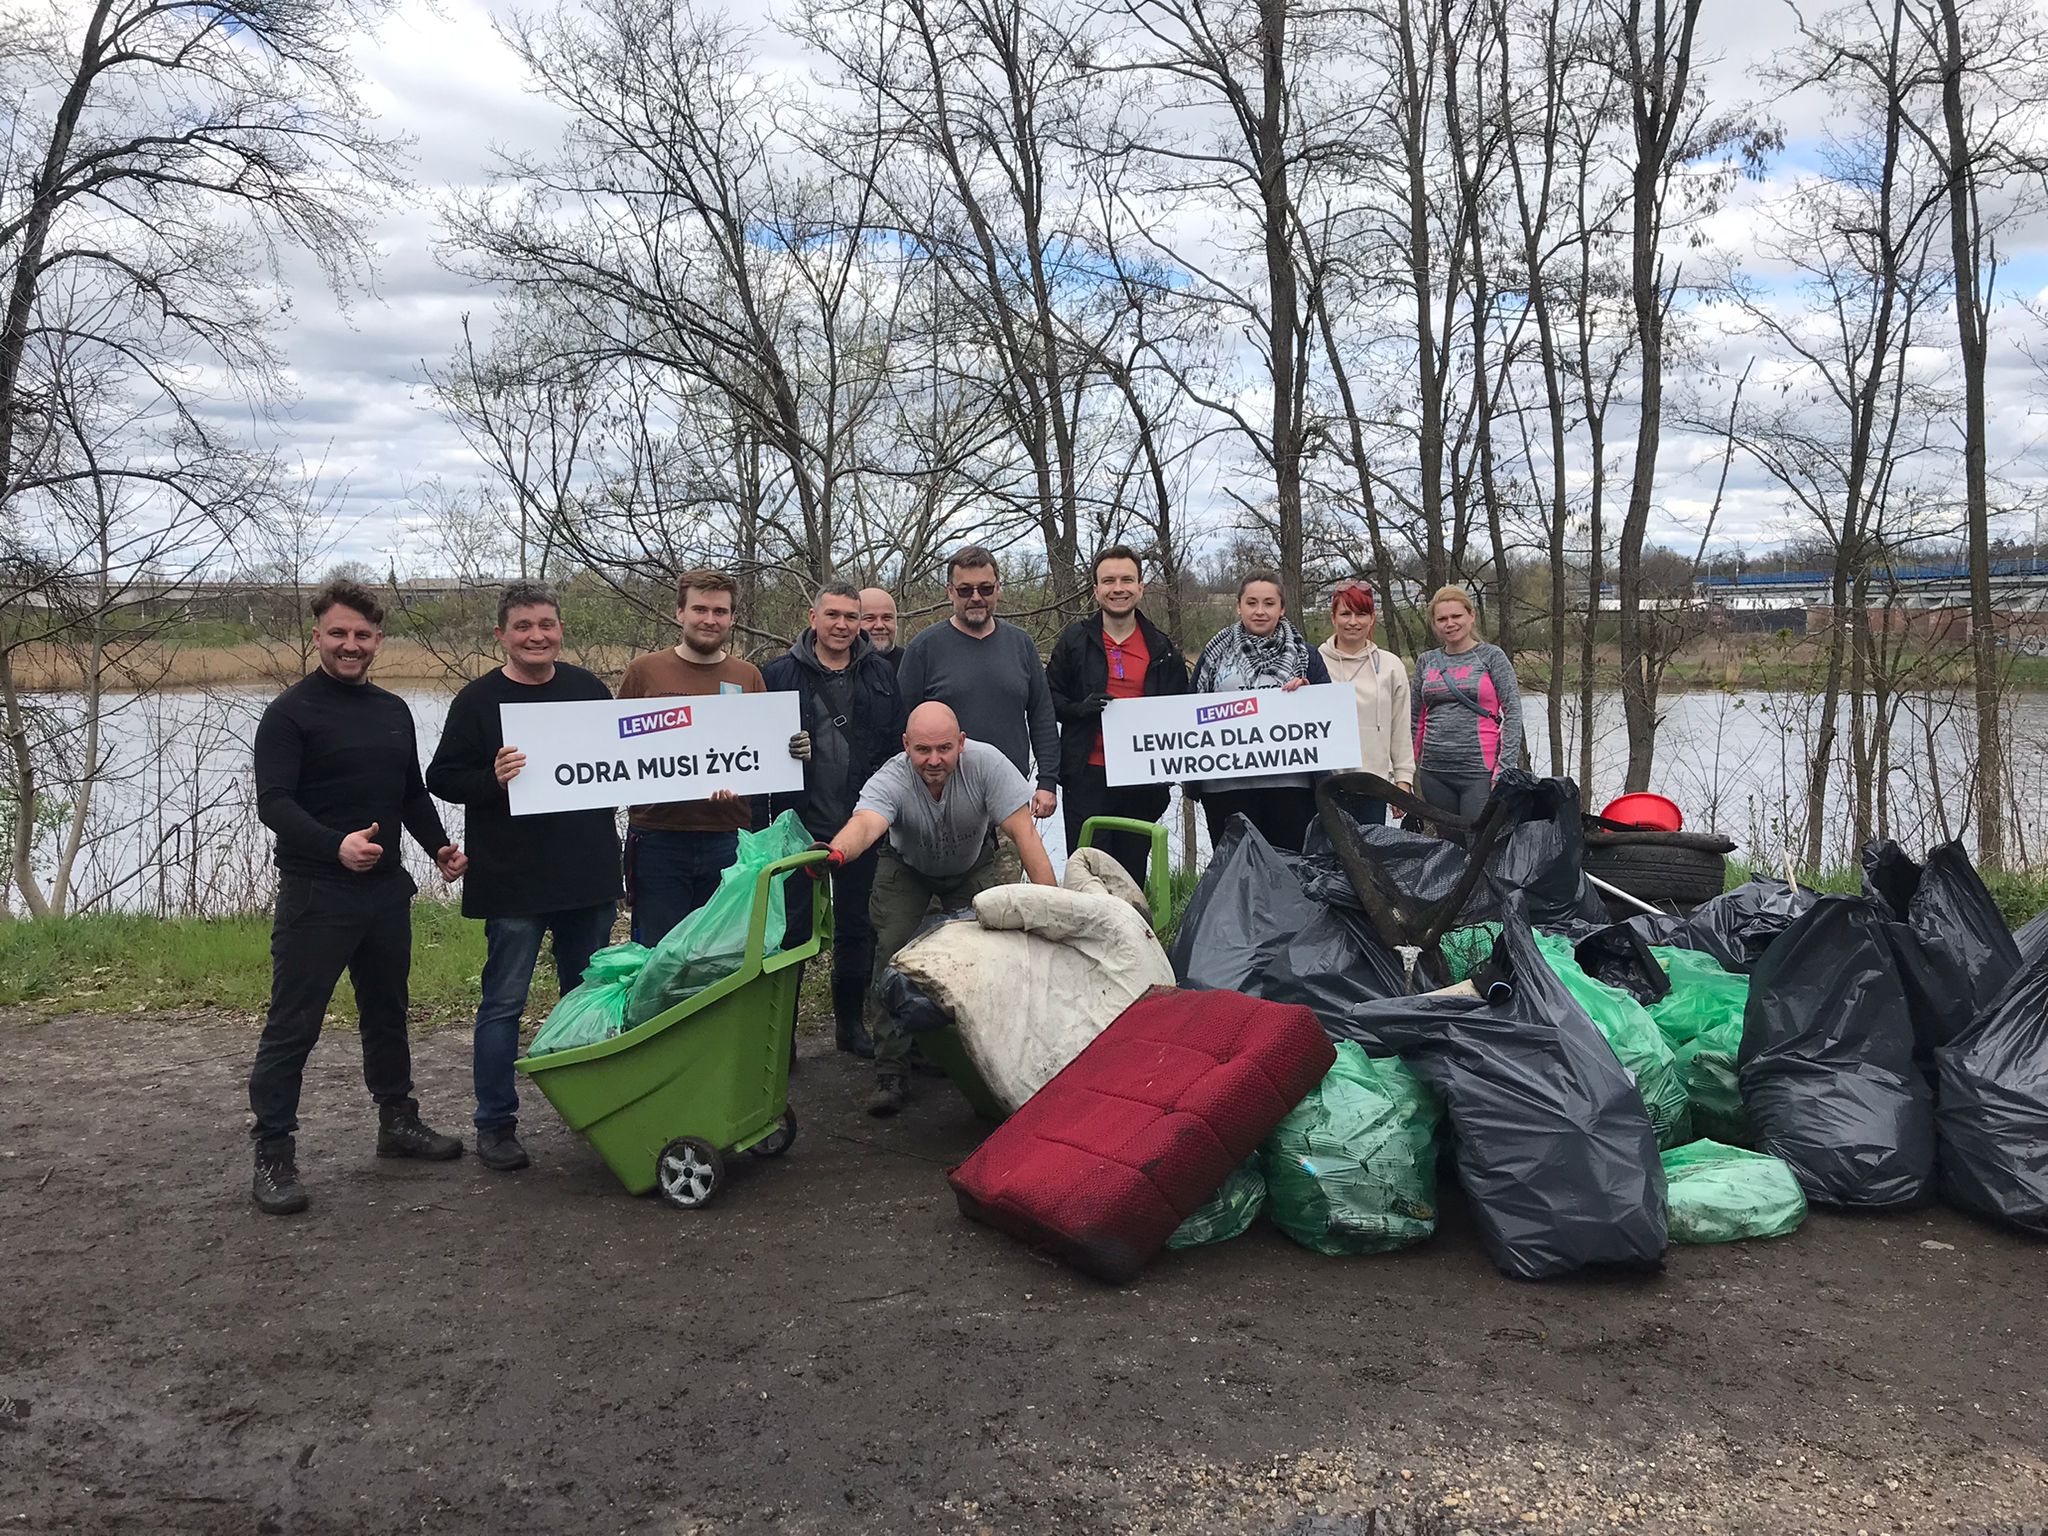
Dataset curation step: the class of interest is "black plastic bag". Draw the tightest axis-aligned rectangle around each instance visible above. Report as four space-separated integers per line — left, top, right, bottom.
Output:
1169 819 1406 1019
1624 876 1816 975
1936 951 2048 1236
1302 771 1606 931
876 910 975 1036
1860 840 2022 1058
2016 909 2048 967
1484 771 1609 926
1332 895 1668 1281
1737 895 1934 1210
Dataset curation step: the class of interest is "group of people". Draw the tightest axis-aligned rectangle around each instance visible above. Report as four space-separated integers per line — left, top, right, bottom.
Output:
242 552 1523 1214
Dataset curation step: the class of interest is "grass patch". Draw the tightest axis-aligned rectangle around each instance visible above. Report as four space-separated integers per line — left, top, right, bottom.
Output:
1724 859 2048 929
0 902 488 1022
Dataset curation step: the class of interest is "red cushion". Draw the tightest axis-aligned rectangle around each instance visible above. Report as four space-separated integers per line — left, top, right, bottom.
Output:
948 987 1335 1282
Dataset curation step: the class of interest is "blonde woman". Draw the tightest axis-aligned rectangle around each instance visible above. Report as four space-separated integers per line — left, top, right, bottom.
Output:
1317 584 1413 825
1410 586 1523 820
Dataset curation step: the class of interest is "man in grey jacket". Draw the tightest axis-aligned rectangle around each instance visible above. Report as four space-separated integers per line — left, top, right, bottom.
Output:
895 546 1059 827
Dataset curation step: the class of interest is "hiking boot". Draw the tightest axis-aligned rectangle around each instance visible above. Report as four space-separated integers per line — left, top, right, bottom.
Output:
835 1017 875 1060
476 1125 529 1172
375 1101 463 1161
867 1068 909 1118
252 1144 309 1216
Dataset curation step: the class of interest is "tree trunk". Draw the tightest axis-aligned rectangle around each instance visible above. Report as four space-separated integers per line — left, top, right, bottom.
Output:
1934 0 2005 865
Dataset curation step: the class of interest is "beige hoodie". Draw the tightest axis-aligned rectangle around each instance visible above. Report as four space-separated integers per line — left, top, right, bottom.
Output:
1318 637 1416 786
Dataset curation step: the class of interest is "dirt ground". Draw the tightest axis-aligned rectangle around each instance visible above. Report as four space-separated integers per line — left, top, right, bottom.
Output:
3 1009 2044 1536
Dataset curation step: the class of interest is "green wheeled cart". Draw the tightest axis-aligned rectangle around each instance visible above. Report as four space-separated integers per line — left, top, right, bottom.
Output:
515 849 829 1210
916 816 1172 1121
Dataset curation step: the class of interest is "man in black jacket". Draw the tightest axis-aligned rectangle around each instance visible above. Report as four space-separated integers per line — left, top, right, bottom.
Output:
425 582 622 1172
247 581 470 1216
1046 545 1191 888
762 581 905 1056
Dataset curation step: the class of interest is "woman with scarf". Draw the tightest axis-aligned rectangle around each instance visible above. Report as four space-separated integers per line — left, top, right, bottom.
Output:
1188 570 1332 852
1317 583 1413 827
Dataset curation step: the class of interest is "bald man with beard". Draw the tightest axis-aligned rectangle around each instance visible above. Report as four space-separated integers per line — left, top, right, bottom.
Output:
815 702 1055 1115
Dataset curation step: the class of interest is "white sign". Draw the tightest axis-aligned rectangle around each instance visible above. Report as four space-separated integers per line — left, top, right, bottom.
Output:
501 691 805 816
1101 683 1362 787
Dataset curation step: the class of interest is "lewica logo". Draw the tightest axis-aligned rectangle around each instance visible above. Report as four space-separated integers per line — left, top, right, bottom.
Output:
618 705 693 739
1195 697 1260 726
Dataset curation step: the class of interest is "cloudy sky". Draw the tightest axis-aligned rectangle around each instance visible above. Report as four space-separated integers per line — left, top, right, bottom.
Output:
263 0 2048 570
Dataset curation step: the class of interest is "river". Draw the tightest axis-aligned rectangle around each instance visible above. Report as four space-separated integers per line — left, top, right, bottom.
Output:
13 680 2048 915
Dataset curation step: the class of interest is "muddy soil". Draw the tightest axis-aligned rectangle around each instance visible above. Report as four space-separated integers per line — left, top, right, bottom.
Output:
2 1009 2043 1536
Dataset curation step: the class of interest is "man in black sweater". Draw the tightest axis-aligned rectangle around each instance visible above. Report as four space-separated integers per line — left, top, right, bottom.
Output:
247 581 469 1216
426 582 622 1171
761 580 904 1058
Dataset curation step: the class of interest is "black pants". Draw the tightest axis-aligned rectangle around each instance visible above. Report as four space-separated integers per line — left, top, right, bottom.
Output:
248 871 416 1149
782 846 879 1029
1417 765 1492 822
1201 786 1317 854
1060 766 1170 889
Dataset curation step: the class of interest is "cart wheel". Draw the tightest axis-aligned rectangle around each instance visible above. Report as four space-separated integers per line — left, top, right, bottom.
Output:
749 1107 798 1159
655 1137 725 1209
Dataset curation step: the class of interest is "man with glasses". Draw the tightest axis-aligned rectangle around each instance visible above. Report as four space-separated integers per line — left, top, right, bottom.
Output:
1046 545 1190 888
858 587 901 673
896 547 1059 838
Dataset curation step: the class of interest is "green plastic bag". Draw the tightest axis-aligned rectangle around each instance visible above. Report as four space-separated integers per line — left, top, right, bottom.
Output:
1439 923 1500 983
1166 1159 1266 1249
1262 1042 1442 1255
1530 931 1693 1149
1661 1139 1807 1243
1646 946 1753 1146
626 812 815 1028
528 943 649 1057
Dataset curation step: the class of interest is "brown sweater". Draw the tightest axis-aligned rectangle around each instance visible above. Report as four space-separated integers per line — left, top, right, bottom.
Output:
617 648 765 832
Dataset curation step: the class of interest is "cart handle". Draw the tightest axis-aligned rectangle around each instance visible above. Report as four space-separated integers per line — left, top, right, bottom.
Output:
743 848 833 976
1075 816 1171 934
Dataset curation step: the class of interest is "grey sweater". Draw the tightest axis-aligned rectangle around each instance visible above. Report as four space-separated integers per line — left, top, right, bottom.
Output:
1412 642 1525 778
897 618 1060 790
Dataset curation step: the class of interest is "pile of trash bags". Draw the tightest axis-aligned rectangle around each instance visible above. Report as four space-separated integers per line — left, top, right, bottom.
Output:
1155 788 2048 1273
527 812 815 1057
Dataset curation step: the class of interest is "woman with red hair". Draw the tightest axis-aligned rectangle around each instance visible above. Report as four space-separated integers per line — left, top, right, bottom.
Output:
1317 584 1413 826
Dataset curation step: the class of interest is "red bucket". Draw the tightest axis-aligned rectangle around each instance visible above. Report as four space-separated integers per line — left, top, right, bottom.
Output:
1600 792 1684 832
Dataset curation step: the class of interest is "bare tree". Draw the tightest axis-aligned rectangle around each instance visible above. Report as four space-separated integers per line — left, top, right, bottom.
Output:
0 0 404 917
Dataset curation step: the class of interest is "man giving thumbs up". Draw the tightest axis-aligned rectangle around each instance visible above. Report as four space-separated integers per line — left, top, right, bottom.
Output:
245 581 470 1216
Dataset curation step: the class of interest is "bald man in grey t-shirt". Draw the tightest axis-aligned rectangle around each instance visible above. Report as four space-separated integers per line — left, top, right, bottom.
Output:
818 702 1055 1114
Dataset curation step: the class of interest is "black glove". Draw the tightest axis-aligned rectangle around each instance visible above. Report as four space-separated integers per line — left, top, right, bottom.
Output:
1082 692 1113 715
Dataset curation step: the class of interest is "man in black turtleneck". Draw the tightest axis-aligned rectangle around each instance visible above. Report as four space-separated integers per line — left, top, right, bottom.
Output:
245 580 470 1216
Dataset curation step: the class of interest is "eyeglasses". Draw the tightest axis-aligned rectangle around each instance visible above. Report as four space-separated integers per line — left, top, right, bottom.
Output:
952 582 998 598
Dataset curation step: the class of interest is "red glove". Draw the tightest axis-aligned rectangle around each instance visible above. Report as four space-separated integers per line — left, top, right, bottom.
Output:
805 840 844 880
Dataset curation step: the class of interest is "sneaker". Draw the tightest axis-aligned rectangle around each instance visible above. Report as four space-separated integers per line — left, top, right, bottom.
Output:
835 1018 875 1059
476 1125 529 1172
252 1147 309 1216
375 1101 463 1161
867 1068 909 1118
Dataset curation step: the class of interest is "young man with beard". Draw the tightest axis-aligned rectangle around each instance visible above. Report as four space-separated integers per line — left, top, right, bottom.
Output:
761 581 904 1058
246 581 470 1215
426 582 622 1171
1045 545 1191 888
895 547 1058 825
858 587 901 673
618 568 809 946
813 702 1056 1116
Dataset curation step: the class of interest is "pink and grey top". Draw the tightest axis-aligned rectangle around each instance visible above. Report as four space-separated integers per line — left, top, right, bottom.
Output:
1412 642 1524 779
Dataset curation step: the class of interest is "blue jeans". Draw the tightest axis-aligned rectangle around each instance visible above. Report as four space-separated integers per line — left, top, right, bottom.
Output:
474 902 617 1130
628 828 740 947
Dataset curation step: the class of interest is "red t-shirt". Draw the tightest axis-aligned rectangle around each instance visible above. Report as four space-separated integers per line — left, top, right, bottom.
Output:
1089 624 1152 767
